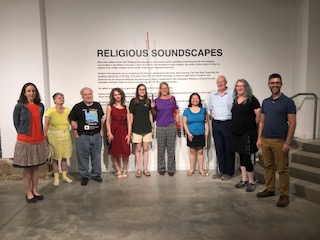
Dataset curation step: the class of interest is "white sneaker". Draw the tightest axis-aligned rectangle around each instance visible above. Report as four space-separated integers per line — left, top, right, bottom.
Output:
62 177 73 183
53 180 59 187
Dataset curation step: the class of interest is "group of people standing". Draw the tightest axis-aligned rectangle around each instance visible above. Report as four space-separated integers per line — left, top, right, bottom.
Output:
208 74 296 207
104 82 181 180
11 81 181 196
209 75 260 193
13 73 296 208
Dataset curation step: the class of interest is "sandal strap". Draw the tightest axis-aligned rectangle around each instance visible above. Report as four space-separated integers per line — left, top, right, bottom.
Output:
122 171 128 179
116 172 123 179
135 170 142 177
187 170 194 176
199 170 207 176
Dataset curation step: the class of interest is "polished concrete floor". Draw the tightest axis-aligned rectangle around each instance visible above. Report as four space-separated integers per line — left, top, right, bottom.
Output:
1 171 320 240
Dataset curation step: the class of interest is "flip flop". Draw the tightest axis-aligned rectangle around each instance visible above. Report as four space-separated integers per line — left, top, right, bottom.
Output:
187 170 194 176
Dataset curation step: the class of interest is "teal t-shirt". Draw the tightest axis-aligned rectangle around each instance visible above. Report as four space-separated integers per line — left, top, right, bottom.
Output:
183 107 206 135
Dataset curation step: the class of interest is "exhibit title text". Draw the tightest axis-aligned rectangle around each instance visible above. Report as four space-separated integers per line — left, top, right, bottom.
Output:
97 49 223 57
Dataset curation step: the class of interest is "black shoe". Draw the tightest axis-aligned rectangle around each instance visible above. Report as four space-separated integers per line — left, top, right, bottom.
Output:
159 171 165 176
234 180 248 188
168 172 175 176
26 195 37 203
33 194 44 200
246 183 255 192
92 176 103 182
81 178 89 186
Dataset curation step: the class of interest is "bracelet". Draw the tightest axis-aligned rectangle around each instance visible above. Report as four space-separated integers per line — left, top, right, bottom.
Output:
285 142 291 146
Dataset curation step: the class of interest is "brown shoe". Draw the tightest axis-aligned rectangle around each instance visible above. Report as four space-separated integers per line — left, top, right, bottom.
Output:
277 195 289 207
221 174 232 180
256 189 275 198
212 172 223 179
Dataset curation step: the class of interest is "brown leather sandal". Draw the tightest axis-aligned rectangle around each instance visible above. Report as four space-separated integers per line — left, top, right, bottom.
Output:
143 169 151 177
135 170 142 178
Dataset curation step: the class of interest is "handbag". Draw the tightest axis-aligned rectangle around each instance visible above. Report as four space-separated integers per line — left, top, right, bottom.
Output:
174 108 181 129
47 143 54 165
105 134 112 148
174 107 182 137
172 97 181 137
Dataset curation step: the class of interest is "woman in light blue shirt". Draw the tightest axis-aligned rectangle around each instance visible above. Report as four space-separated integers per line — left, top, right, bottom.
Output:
183 93 209 176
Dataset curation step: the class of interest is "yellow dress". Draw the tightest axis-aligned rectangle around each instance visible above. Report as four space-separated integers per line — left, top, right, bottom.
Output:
45 107 72 160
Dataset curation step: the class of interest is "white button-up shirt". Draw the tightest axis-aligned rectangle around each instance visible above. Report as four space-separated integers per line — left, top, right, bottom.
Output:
208 87 234 121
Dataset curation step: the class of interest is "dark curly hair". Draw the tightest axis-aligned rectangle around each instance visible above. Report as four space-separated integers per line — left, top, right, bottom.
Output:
109 88 126 107
18 82 41 104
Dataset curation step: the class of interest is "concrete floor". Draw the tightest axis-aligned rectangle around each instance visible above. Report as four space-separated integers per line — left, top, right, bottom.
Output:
1 171 320 240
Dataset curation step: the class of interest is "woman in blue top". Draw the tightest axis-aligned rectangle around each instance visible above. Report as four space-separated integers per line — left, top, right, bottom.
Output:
183 93 209 176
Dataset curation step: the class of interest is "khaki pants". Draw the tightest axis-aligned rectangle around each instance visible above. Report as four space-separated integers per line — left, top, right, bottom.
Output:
261 138 289 196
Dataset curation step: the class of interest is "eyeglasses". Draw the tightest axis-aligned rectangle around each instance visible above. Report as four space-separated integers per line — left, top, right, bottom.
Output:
236 85 244 88
269 82 282 85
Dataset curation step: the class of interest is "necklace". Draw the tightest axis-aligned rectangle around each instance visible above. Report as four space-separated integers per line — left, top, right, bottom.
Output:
55 106 64 113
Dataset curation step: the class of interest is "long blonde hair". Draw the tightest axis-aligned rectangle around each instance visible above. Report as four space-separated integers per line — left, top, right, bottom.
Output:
158 82 170 97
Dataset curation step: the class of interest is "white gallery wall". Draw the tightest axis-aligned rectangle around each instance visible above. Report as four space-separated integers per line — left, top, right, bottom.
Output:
0 0 46 158
1 0 319 172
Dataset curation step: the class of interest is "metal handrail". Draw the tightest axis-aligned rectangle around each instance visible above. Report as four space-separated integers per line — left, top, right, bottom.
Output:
290 93 318 140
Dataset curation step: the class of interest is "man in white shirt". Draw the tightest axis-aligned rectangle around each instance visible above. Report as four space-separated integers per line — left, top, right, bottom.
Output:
208 75 235 180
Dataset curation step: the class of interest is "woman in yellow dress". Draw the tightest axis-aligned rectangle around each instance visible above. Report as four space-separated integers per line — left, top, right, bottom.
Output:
44 93 73 186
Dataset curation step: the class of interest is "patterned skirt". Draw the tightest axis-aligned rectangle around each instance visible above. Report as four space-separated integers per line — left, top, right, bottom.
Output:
47 130 72 160
232 131 258 155
13 140 48 168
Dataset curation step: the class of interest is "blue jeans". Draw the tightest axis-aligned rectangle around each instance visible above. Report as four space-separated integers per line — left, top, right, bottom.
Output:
212 120 235 176
75 133 102 178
